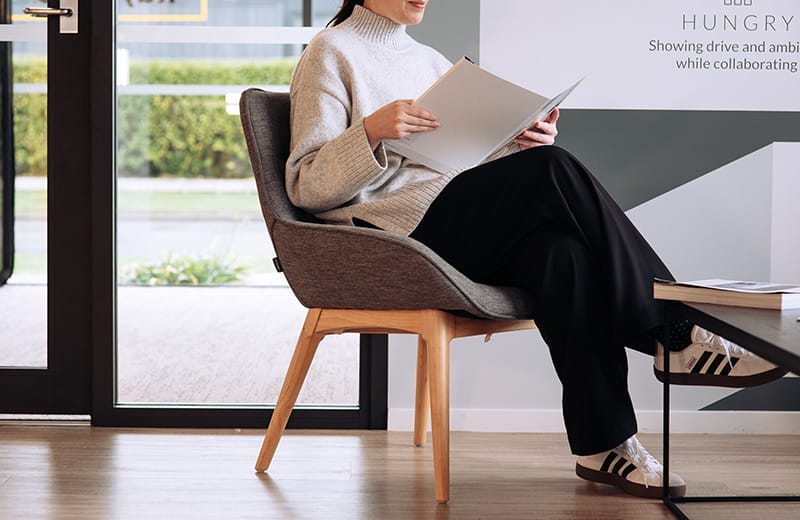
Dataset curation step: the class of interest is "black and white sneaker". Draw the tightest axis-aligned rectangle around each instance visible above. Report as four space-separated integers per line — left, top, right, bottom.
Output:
654 326 788 387
576 436 686 499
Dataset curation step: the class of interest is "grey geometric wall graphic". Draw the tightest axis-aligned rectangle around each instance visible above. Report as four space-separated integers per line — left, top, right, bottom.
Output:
702 378 800 411
407 0 479 64
557 110 800 210
626 142 800 283
624 142 800 413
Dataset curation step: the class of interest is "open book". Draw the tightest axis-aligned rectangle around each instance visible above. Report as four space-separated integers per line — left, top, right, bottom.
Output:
384 57 584 174
653 278 800 310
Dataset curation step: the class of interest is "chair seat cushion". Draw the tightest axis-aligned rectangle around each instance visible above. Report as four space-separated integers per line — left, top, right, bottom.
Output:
274 221 536 320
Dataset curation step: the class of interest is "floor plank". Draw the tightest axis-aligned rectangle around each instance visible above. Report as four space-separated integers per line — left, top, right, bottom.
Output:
0 426 797 519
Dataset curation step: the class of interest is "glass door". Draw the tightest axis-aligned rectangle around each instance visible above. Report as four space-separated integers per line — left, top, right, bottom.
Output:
0 0 96 413
92 0 386 428
0 1 385 424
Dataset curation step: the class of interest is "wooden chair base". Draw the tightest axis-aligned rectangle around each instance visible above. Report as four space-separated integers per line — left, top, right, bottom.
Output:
255 307 535 503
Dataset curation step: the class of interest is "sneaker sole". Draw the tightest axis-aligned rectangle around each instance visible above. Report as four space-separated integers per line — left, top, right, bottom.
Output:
575 462 686 499
653 365 789 388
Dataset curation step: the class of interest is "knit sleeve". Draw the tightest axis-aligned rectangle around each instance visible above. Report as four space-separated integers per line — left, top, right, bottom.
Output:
285 45 386 214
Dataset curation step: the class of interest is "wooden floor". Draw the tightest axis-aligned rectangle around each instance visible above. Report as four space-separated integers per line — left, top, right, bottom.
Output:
0 425 797 519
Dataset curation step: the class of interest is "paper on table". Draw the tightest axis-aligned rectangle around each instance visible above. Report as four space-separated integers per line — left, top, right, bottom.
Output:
659 278 800 294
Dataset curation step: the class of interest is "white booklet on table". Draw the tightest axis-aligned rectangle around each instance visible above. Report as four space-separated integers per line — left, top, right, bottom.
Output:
653 278 800 310
384 57 584 174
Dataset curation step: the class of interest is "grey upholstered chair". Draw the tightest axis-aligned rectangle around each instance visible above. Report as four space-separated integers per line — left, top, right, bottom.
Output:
239 88 537 503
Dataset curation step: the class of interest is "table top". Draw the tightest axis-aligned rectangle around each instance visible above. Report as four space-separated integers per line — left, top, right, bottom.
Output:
670 303 800 375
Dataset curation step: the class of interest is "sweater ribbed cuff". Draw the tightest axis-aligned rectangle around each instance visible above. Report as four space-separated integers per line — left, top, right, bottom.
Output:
335 119 386 187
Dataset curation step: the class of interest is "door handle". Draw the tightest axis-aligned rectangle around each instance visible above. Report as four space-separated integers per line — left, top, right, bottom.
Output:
23 1 78 34
22 8 73 17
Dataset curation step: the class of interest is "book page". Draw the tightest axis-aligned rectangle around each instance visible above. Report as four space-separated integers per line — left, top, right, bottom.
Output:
385 58 549 173
483 75 587 162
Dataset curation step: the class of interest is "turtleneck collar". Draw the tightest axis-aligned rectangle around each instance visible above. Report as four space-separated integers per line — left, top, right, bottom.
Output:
341 4 411 50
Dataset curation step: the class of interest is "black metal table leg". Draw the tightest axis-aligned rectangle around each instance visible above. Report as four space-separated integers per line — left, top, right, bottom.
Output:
660 303 800 519
662 306 690 520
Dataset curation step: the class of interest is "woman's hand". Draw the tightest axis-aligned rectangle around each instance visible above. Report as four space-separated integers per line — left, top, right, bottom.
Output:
514 107 559 150
363 100 439 150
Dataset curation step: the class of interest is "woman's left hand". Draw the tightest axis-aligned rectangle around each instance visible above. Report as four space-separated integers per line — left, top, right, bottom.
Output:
514 107 559 150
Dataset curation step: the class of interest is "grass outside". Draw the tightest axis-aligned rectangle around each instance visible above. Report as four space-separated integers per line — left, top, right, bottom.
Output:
15 190 261 216
11 254 46 274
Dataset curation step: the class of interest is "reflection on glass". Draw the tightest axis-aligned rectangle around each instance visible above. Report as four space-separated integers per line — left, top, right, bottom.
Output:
312 0 342 26
0 7 47 368
114 0 359 406
1 33 8 287
1 157 5 285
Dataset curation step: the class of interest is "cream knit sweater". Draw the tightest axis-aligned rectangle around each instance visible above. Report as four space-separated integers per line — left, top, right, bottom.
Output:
285 5 455 235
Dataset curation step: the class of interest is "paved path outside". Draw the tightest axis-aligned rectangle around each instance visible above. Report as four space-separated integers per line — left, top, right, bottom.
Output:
13 176 278 285
16 218 275 273
15 176 258 193
4 178 358 406
0 284 359 406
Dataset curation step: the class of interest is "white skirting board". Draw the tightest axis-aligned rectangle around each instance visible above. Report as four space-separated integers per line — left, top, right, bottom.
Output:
388 408 800 435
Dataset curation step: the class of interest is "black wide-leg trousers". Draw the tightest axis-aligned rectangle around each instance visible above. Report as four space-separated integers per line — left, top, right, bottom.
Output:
409 146 674 456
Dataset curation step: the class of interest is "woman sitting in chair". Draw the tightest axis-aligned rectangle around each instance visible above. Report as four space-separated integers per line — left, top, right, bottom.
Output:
284 0 786 499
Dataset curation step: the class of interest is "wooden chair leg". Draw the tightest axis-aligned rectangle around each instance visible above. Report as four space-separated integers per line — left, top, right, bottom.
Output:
413 336 430 447
424 317 452 504
255 308 324 472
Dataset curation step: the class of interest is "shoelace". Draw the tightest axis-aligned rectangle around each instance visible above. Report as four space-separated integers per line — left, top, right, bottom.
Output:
616 436 662 488
692 326 754 369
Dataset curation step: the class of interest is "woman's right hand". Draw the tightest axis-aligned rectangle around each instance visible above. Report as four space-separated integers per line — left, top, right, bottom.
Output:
363 100 439 150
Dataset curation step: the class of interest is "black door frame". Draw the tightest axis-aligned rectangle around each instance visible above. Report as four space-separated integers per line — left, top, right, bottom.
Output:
89 1 387 428
91 334 388 429
0 0 93 412
0 0 13 286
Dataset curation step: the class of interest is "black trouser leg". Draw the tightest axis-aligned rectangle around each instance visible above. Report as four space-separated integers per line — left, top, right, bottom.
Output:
497 227 637 455
411 146 674 350
410 146 671 454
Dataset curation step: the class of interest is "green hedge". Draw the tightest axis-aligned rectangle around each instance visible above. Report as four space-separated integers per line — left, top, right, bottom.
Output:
14 57 296 177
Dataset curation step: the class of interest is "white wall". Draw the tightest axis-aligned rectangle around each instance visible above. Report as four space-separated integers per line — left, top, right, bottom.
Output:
771 143 800 282
384 0 800 435
388 143 800 435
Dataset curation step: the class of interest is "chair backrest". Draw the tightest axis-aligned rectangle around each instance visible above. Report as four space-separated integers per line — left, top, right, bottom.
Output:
239 88 321 233
239 88 535 320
